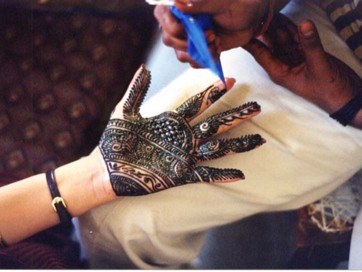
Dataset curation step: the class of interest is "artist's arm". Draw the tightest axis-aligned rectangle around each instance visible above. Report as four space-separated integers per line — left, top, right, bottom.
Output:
244 14 362 128
0 65 265 246
154 0 290 66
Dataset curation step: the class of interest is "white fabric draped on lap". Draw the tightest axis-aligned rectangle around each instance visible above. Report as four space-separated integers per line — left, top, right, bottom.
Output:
74 0 362 268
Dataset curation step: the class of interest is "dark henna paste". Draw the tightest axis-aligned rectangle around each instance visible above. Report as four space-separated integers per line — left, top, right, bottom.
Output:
99 65 265 196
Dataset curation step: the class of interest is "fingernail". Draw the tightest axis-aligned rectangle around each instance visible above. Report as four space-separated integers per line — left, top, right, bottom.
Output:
206 32 216 44
225 78 236 90
175 0 193 8
299 21 314 38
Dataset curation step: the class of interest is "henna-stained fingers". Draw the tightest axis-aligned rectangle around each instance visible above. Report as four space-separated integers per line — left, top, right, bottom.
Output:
176 78 235 121
194 134 265 162
119 64 151 119
99 65 265 196
188 166 245 183
192 102 261 140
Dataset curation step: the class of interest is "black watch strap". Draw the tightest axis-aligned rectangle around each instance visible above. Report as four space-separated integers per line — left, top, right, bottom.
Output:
330 92 362 126
46 169 72 225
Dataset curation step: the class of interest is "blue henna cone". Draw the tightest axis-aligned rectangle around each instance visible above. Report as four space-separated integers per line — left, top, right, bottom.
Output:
170 6 225 84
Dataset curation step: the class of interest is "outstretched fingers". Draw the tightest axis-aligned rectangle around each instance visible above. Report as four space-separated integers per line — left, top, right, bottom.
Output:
192 101 261 140
176 78 235 122
115 64 151 119
188 166 245 184
194 134 265 162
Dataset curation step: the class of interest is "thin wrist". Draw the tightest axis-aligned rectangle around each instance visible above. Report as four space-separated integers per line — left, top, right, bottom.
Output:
55 150 116 217
320 91 355 114
350 108 362 128
329 92 362 126
88 147 116 202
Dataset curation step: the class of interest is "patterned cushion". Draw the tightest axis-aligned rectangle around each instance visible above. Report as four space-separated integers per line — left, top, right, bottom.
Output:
320 0 362 61
0 5 157 268
0 5 157 186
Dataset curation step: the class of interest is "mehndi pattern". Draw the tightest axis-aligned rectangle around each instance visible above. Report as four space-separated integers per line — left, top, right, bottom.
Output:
99 65 265 196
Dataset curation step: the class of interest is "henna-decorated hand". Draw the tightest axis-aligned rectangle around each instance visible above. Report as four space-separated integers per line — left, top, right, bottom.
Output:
98 65 265 196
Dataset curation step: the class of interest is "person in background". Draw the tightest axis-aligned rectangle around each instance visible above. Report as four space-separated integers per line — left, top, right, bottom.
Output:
155 0 290 65
155 0 362 128
155 0 362 268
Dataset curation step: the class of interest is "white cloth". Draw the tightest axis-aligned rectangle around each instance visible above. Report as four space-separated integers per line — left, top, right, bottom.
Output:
74 0 362 268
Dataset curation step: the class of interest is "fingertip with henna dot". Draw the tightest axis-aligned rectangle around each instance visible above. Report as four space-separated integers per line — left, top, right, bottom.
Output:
212 77 235 94
225 77 236 90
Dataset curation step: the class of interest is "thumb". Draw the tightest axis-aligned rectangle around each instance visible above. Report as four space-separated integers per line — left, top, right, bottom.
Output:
114 64 150 119
298 20 330 75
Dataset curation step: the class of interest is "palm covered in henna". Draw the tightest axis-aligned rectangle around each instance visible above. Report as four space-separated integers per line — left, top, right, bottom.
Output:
99 65 265 196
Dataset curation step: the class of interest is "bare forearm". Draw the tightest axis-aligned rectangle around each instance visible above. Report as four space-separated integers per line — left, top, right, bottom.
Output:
0 149 116 245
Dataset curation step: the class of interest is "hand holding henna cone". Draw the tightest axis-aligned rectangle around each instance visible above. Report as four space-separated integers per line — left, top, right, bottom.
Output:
98 64 265 196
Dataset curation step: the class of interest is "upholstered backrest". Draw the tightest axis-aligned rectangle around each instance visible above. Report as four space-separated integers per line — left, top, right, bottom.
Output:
0 3 157 186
